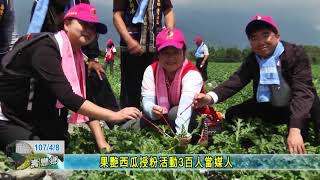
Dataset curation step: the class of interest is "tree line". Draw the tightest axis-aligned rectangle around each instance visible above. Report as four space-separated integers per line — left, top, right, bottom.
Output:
188 45 320 64
101 45 320 64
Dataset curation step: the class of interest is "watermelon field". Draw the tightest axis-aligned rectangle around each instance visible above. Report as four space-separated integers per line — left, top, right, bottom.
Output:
1 57 320 179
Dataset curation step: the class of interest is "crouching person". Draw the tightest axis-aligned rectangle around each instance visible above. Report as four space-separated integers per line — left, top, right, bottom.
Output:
141 28 201 145
139 28 213 145
0 4 141 152
193 14 320 154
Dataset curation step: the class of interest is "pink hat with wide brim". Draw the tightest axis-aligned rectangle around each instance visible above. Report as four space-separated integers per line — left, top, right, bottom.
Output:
64 3 107 34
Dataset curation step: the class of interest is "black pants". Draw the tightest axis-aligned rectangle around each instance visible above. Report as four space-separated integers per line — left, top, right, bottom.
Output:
103 61 114 74
196 58 208 81
225 97 320 140
86 70 119 112
311 96 320 134
0 121 40 152
0 66 119 152
0 107 69 152
120 51 156 109
0 53 4 62
0 53 5 72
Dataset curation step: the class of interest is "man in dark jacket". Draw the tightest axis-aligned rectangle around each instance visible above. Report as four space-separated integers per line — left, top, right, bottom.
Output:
193 14 320 154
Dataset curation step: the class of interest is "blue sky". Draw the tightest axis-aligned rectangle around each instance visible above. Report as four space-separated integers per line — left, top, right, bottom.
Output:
16 0 320 49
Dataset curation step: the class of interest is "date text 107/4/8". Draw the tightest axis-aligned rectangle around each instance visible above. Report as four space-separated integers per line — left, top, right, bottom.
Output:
18 140 65 154
34 144 61 152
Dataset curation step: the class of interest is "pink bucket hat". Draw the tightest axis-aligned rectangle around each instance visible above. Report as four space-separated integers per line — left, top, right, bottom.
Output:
245 14 279 36
156 28 186 51
64 3 107 34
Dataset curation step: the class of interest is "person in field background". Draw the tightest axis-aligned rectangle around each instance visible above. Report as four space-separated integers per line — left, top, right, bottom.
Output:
194 36 209 81
104 39 116 74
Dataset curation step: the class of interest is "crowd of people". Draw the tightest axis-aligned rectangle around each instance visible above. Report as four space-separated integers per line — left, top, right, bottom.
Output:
0 0 319 155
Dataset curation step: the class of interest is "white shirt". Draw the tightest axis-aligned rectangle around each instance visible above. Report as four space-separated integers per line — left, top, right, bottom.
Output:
0 102 9 121
106 47 117 54
194 42 209 58
141 65 203 135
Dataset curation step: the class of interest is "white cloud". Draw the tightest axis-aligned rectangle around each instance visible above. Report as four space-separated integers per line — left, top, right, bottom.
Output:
173 0 320 12
314 25 320 31
92 0 112 6
87 0 320 47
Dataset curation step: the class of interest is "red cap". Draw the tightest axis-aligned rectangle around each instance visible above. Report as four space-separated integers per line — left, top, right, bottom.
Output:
64 3 107 34
106 39 113 45
194 36 202 44
245 14 279 36
156 28 186 51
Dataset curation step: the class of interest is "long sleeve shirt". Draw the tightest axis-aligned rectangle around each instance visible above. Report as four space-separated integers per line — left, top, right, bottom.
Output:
208 41 318 129
141 65 203 134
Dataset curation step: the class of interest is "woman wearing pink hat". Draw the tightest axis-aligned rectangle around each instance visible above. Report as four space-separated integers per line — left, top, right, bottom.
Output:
0 4 142 152
104 39 116 74
140 28 218 145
